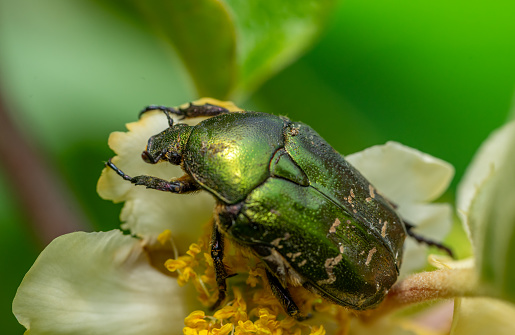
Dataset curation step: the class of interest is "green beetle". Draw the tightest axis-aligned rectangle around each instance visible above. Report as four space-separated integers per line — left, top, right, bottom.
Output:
107 102 451 320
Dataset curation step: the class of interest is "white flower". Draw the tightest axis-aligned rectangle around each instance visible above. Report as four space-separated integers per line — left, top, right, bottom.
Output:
347 142 454 275
13 230 202 335
450 120 515 335
13 99 455 335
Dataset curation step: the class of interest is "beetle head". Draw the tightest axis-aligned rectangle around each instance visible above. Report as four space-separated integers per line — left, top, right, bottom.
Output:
141 123 193 165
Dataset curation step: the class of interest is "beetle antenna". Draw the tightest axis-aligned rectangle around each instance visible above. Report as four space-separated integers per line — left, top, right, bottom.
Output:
139 105 176 127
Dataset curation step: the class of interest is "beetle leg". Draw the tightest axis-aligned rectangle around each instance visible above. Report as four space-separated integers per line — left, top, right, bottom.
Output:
139 105 178 120
106 159 201 193
177 103 230 119
210 224 230 311
140 103 230 121
404 221 454 257
130 174 201 193
265 269 310 321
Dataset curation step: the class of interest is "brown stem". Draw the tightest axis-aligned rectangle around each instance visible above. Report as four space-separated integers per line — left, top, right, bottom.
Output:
359 268 478 321
0 87 90 247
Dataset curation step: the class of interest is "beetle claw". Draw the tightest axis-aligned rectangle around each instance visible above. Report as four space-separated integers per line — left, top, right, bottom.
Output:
210 291 226 311
105 159 132 181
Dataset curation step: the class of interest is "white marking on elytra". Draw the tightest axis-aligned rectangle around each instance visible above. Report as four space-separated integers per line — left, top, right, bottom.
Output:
350 188 355 198
365 247 377 266
329 218 341 233
286 251 302 261
369 184 376 199
270 237 283 248
317 253 343 285
339 245 345 254
298 259 307 267
270 232 291 249
381 221 388 238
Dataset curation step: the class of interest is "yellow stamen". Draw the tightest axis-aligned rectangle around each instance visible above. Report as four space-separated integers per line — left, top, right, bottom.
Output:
184 310 207 329
164 258 188 272
157 229 172 245
309 326 326 335
211 323 233 335
170 230 333 334
187 243 202 257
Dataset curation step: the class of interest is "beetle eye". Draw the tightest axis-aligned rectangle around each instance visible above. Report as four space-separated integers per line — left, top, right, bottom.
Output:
141 151 154 164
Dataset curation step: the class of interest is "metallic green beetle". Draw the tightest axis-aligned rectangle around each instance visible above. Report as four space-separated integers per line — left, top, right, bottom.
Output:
107 102 451 320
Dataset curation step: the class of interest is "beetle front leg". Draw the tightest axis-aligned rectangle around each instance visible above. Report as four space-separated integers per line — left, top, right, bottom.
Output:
140 103 230 120
139 105 179 119
265 269 309 321
210 224 230 310
106 159 201 193
178 103 231 119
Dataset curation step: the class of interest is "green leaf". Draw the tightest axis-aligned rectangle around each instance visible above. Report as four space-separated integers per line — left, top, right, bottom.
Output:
225 0 337 96
462 121 515 303
94 0 337 99
96 0 237 99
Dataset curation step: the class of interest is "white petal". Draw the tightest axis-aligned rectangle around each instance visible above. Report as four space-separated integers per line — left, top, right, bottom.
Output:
97 110 215 252
399 203 453 276
13 230 200 335
451 297 515 335
397 203 453 241
118 185 215 253
346 141 454 204
347 316 421 335
456 121 515 234
462 120 515 300
399 239 429 278
347 142 454 273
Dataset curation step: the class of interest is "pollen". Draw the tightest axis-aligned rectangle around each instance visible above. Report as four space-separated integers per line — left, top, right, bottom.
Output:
157 229 172 245
184 310 208 328
310 326 326 335
187 243 202 257
169 228 347 334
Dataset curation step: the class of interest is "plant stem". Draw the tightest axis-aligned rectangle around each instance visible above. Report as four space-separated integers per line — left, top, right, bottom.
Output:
0 86 90 247
360 268 478 321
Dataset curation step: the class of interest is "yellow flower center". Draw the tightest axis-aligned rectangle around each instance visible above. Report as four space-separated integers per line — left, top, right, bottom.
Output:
162 228 343 334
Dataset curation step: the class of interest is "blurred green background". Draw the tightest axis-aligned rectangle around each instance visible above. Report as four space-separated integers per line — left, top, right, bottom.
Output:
1 0 515 332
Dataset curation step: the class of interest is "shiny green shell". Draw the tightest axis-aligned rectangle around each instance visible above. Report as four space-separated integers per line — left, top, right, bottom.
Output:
157 111 407 309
